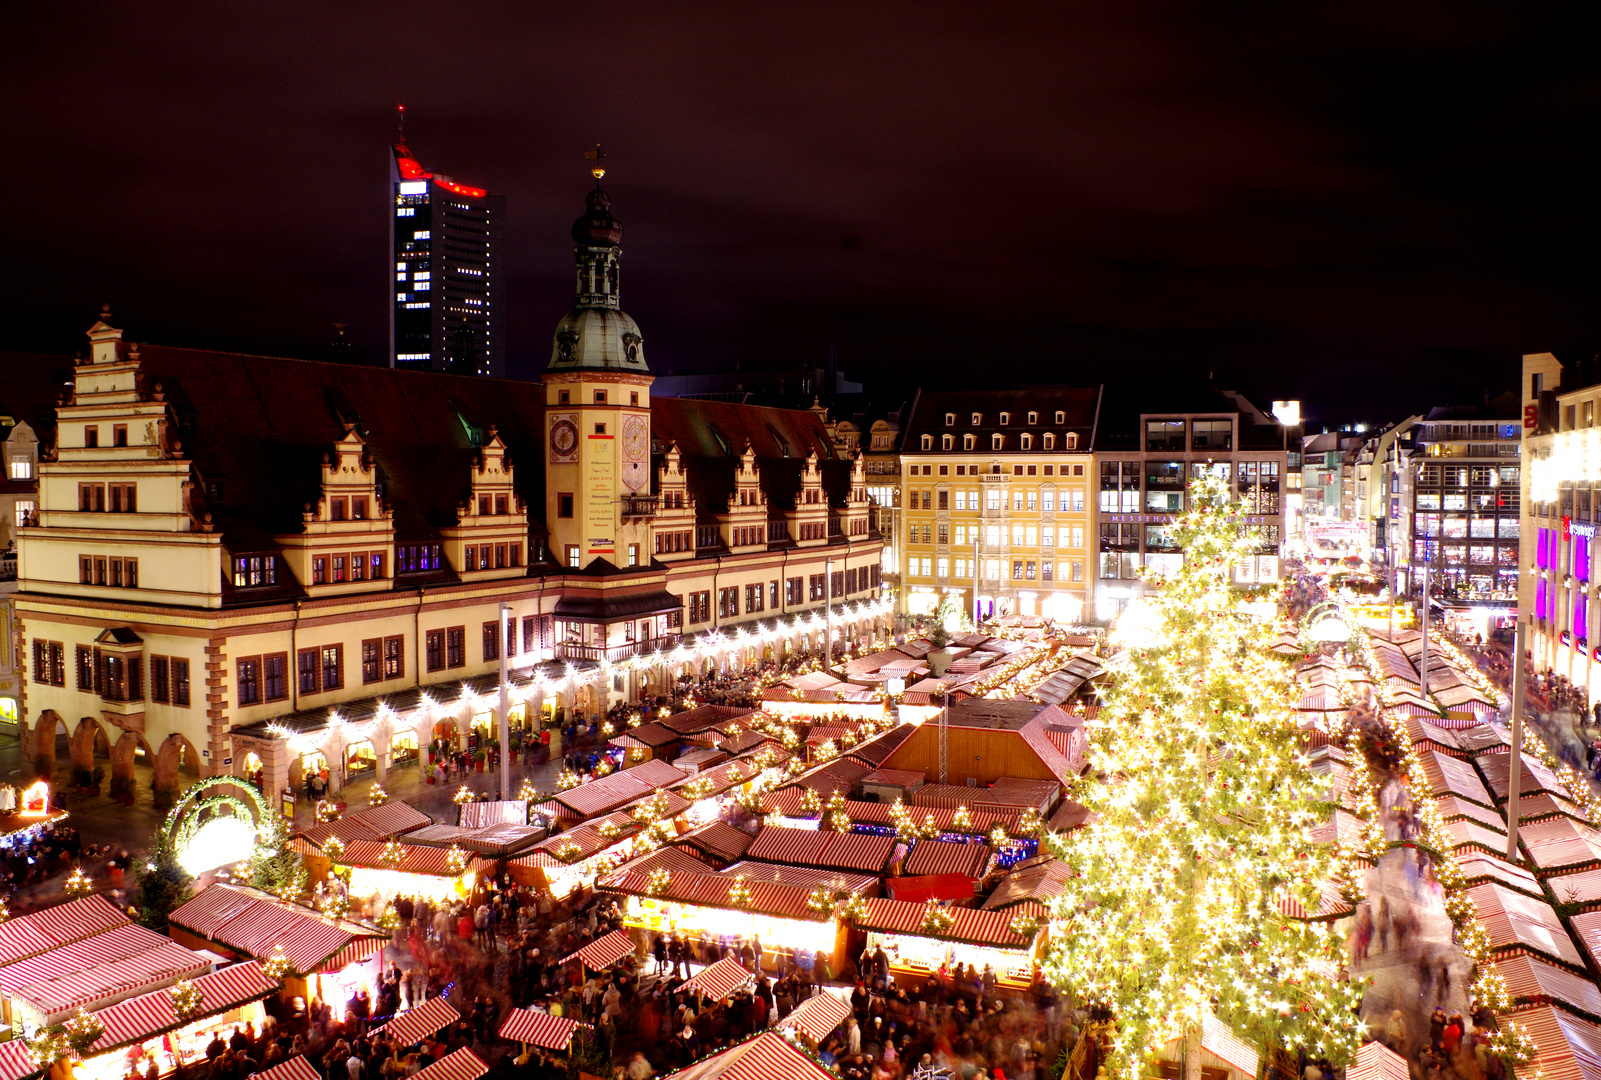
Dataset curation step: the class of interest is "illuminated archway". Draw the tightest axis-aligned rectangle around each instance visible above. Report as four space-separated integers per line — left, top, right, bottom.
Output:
164 777 271 876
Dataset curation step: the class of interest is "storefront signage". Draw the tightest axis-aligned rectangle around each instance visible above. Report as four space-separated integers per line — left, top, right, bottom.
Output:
1574 521 1597 539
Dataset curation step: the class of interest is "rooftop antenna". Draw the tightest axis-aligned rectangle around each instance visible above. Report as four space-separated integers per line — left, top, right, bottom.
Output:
396 104 406 139
585 144 606 188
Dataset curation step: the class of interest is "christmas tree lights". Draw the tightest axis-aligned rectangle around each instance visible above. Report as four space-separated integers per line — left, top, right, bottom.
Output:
1043 476 1366 1080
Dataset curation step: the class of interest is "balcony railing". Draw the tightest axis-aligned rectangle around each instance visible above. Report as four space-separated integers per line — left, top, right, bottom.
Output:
555 636 682 664
619 495 658 518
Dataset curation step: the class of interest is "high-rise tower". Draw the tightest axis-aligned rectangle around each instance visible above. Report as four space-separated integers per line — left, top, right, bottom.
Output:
388 133 505 377
542 164 654 571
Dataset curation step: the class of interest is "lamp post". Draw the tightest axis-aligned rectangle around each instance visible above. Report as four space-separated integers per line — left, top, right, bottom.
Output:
497 602 511 800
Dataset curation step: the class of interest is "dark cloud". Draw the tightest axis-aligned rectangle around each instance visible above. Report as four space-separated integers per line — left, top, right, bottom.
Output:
1 1 1597 421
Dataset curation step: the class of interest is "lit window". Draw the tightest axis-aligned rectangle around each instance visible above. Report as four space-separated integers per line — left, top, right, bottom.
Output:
415 282 431 291
414 272 430 281
10 461 32 480
395 273 406 281
399 181 428 195
413 230 431 240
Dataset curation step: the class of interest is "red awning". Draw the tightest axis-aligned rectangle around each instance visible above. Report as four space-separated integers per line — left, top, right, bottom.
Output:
0 1040 35 1080
777 994 850 1042
372 996 461 1045
679 958 752 1001
499 1008 590 1050
887 874 977 904
411 1048 488 1080
251 1057 323 1080
1347 1043 1408 1080
90 962 278 1053
561 930 636 970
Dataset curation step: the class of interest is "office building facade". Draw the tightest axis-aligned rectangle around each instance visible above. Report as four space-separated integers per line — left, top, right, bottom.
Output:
389 138 506 377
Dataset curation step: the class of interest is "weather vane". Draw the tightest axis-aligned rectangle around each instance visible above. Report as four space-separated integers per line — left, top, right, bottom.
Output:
585 143 606 185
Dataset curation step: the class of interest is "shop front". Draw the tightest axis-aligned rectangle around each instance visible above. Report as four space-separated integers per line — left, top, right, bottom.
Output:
337 840 478 904
605 869 845 963
854 897 1042 990
76 963 278 1080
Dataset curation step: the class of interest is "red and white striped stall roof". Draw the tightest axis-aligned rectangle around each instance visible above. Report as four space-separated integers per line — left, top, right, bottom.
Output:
498 1008 589 1049
0 1040 34 1080
904 840 991 879
600 870 827 922
619 847 715 877
745 827 894 873
1469 883 1587 969
250 1055 323 1080
346 801 433 837
339 840 474 877
776 993 850 1042
560 930 636 970
171 884 387 975
410 1048 488 1080
1200 1013 1259 1078
458 801 528 828
679 958 753 1001
1522 818 1601 874
90 962 277 1053
11 939 212 1020
1517 1004 1601 1080
855 898 1032 949
552 771 659 818
0 924 172 994
0 895 131 965
1498 953 1601 1018
662 1030 836 1080
372 995 460 1045
1347 1043 1409 1080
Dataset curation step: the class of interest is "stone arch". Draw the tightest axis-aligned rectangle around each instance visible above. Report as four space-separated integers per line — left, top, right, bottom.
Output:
110 731 154 800
29 709 66 775
69 716 107 775
154 732 203 802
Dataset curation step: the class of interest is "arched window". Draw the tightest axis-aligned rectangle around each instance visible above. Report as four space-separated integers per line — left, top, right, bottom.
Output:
1042 433 1054 450
942 434 954 450
992 434 1005 450
964 434 976 450
921 434 933 450
1066 432 1079 449
1020 434 1032 450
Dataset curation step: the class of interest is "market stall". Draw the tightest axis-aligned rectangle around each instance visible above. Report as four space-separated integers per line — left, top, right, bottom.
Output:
167 883 388 1019
603 868 845 965
0 1041 35 1080
679 958 752 1001
251 1057 322 1080
852 898 1043 990
1345 1042 1409 1080
335 840 481 903
498 1008 589 1054
74 963 278 1080
509 810 653 898
411 1048 488 1080
559 930 637 971
659 1030 836 1080
775 993 850 1043
372 996 460 1047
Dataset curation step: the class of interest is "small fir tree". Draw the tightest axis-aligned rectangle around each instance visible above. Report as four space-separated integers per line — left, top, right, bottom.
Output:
135 827 193 931
249 814 307 899
1042 475 1365 1080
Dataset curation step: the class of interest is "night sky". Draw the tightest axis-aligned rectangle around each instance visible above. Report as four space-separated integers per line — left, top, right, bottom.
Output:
3 2 1598 423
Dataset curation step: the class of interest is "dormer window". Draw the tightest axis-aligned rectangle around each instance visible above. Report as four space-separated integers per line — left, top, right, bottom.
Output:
921 435 933 450
998 412 1010 426
1066 432 1079 449
1027 411 1038 425
1042 434 1054 450
964 434 975 450
942 435 953 450
1055 410 1066 424
1020 434 1032 450
992 434 1004 450
945 413 956 427
971 413 982 426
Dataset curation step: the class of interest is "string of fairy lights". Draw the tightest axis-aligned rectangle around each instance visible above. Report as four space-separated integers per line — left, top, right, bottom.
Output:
1040 476 1368 1080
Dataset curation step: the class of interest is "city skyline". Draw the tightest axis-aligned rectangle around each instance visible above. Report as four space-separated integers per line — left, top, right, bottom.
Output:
3 4 1599 423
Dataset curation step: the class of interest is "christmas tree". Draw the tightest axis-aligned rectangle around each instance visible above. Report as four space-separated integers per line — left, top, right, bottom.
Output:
135 826 193 931
1042 474 1364 1080
249 814 308 900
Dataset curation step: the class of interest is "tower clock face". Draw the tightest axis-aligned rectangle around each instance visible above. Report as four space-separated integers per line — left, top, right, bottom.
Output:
622 415 647 460
550 417 579 459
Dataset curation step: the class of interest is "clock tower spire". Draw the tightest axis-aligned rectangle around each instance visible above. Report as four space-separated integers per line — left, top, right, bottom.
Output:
543 154 654 571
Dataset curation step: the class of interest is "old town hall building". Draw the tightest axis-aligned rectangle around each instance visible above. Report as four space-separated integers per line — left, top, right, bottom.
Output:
7 180 885 808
